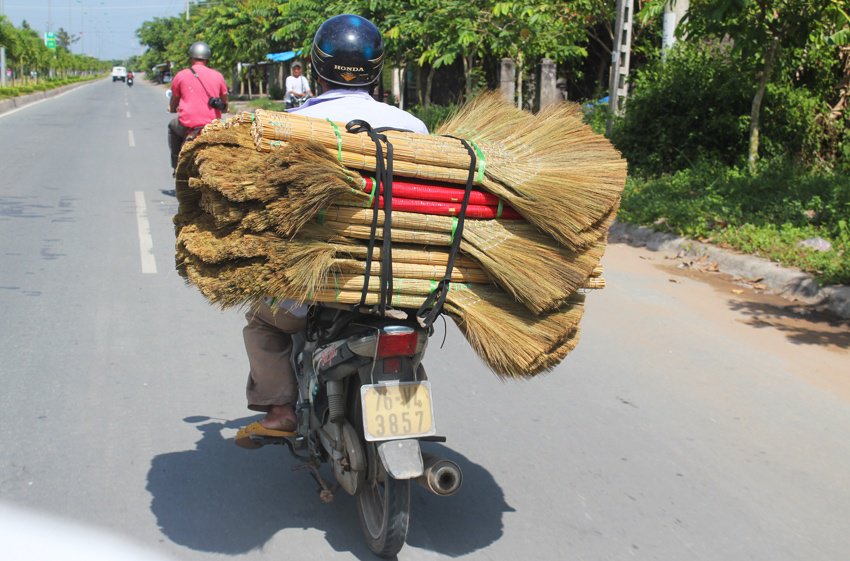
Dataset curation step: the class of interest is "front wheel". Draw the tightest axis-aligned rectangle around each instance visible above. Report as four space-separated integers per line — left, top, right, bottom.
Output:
356 460 411 558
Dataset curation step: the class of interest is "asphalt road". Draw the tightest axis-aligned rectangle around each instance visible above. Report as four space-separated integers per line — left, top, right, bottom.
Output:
1 78 849 561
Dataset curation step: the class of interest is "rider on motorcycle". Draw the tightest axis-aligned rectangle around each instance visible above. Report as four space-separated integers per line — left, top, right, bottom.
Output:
167 42 229 169
283 61 312 109
236 14 428 447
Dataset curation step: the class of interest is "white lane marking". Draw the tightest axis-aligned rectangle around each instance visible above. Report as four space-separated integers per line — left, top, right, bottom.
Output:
135 191 158 274
126 111 131 118
128 129 135 147
0 80 96 119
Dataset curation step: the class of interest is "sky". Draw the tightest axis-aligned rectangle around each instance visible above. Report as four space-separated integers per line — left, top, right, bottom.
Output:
1 0 193 61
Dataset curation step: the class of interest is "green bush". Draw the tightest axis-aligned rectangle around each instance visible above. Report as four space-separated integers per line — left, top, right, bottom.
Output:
269 85 284 100
610 43 751 177
0 75 98 99
761 82 835 167
407 103 458 132
582 100 609 135
620 162 850 284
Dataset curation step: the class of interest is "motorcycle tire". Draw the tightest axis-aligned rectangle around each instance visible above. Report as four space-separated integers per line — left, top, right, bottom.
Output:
356 457 411 558
349 380 411 557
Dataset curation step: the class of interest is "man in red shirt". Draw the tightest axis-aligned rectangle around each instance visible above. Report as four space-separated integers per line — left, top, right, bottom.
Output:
168 42 229 169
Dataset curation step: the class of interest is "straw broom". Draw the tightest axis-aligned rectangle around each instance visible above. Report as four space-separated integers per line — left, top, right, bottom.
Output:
252 93 625 250
295 209 607 314
176 223 606 296
252 117 621 253
174 122 261 230
179 167 606 314
191 137 609 312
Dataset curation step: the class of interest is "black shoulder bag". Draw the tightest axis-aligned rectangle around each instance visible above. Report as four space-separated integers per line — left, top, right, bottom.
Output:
190 67 225 110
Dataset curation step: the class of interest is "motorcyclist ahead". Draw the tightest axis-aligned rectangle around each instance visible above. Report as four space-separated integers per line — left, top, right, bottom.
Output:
168 42 229 169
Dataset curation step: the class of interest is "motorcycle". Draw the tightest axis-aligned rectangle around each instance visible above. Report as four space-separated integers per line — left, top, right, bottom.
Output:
286 93 311 109
127 74 134 87
245 303 463 558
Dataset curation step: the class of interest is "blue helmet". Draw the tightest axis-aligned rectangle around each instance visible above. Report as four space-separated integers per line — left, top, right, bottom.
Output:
311 15 384 87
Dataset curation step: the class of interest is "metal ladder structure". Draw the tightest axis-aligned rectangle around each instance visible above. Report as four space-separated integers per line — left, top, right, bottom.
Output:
607 0 634 132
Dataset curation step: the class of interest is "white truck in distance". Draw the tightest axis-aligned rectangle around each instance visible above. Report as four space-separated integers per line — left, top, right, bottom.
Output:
111 67 127 82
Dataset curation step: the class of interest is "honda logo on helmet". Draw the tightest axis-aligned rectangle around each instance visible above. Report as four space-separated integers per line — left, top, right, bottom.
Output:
334 64 365 72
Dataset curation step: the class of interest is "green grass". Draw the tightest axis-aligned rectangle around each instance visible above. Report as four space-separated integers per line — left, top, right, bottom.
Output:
246 98 287 111
619 161 850 285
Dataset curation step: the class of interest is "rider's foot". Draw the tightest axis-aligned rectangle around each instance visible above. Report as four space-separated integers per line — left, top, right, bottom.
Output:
260 404 296 431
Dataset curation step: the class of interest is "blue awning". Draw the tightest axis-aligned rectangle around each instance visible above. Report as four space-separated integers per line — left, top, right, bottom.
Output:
265 50 302 62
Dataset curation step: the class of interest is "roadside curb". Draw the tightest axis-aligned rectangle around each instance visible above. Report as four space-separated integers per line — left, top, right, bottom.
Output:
0 80 96 115
609 221 850 320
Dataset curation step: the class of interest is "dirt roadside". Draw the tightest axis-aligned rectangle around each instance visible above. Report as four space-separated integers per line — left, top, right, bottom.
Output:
604 240 850 402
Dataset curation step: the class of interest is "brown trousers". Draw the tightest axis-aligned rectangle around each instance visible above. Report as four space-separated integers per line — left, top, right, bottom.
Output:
242 302 307 412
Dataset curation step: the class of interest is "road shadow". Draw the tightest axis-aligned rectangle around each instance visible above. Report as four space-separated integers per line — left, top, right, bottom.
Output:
727 299 850 349
147 416 511 558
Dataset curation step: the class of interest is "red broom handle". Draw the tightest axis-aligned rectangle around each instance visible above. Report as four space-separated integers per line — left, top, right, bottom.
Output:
362 176 502 206
367 196 522 220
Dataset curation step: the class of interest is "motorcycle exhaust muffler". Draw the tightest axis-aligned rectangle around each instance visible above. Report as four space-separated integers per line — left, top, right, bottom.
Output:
415 454 462 496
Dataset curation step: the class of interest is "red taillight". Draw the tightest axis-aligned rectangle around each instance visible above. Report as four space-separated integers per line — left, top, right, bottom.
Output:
382 357 402 374
376 331 418 358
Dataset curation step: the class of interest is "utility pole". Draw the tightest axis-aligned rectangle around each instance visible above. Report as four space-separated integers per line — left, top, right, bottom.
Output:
186 0 190 21
606 0 634 134
662 0 689 57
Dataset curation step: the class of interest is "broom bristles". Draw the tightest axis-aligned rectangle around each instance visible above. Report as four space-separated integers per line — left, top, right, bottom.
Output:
178 242 588 377
437 92 625 249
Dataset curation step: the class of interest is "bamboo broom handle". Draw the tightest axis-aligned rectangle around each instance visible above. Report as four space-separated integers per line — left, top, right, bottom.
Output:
313 274 473 295
255 138 475 186
583 277 606 289
333 259 490 284
253 110 474 172
320 221 453 246
319 205 456 234
302 289 427 309
308 274 604 300
331 243 481 269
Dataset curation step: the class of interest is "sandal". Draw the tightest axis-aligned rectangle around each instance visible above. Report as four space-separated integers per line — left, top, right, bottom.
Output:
234 421 296 449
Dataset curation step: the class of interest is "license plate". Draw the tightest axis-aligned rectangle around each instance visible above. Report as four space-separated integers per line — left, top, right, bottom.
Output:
361 381 436 441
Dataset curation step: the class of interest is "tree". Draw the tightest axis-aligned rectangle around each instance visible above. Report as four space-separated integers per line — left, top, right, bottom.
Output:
489 1 591 107
680 0 848 172
55 27 79 50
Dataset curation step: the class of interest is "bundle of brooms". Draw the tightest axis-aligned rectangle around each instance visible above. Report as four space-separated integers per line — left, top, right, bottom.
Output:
173 94 625 378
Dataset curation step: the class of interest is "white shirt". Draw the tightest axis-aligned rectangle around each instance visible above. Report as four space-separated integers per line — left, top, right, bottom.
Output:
292 88 428 134
284 75 310 102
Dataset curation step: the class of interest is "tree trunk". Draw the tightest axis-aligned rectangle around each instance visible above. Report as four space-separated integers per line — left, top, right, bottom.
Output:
399 65 406 109
830 46 849 119
424 66 435 108
416 65 424 106
748 39 779 174
516 52 523 109
464 53 474 101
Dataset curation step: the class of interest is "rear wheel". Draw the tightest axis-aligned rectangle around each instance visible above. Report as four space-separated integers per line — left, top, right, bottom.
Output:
356 451 411 558
350 379 411 557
